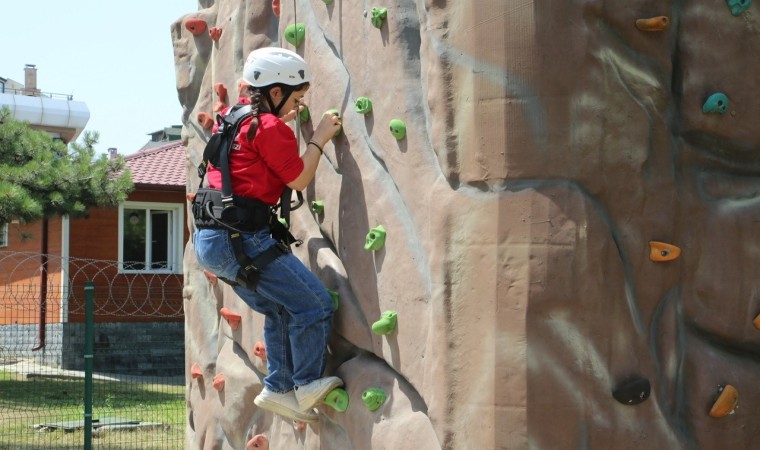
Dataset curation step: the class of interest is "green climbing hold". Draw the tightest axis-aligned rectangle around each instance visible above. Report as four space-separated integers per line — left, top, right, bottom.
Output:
298 104 311 123
389 119 406 140
327 289 340 311
323 0 334 4
371 310 398 335
324 109 342 137
726 0 752 15
354 97 373 115
284 23 306 47
324 388 349 412
311 200 325 214
702 93 729 114
362 388 387 411
371 7 388 28
364 225 386 251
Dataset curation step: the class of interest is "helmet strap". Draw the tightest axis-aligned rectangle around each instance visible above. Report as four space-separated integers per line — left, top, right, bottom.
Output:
263 85 294 117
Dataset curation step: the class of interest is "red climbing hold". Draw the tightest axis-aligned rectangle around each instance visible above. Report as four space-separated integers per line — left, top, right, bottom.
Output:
212 373 225 391
197 112 214 129
247 434 269 450
635 16 670 31
253 341 267 361
209 27 223 41
215 83 228 103
294 421 306 432
220 307 242 330
203 269 218 287
186 193 196 202
272 0 281 17
191 363 203 379
185 18 208 36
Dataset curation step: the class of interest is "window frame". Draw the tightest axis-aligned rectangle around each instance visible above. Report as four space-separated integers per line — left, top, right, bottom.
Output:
117 201 184 274
0 223 7 247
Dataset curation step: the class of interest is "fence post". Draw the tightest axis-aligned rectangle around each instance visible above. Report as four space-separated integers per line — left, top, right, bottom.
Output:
84 282 94 450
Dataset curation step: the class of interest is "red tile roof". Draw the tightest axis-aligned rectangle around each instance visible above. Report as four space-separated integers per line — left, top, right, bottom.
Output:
124 141 187 188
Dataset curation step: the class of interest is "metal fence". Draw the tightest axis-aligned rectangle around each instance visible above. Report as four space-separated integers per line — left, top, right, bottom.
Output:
0 251 185 449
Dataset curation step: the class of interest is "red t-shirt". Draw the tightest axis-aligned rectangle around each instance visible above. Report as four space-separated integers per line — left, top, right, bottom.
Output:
206 109 304 205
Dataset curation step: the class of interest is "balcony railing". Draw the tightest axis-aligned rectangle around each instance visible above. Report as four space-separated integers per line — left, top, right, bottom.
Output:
0 87 73 101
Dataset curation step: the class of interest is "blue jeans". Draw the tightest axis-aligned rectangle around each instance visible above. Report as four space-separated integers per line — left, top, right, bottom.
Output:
193 227 334 393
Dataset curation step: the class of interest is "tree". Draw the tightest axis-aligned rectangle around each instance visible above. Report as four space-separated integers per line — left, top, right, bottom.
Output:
0 106 134 224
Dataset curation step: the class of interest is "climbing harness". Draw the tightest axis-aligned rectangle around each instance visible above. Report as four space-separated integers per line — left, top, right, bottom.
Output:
193 104 303 290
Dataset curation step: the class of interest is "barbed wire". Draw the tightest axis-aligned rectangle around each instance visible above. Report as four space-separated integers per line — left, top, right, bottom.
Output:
0 251 184 318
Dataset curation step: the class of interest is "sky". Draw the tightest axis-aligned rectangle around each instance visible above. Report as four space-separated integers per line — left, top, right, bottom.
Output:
1 1 197 156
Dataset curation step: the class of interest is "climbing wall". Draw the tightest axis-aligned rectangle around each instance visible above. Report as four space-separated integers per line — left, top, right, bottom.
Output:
173 1 760 449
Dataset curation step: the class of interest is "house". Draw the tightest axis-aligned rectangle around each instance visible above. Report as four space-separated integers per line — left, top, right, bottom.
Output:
0 65 189 373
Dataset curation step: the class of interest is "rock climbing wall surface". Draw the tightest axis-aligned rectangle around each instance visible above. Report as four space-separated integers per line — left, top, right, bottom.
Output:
172 1 760 449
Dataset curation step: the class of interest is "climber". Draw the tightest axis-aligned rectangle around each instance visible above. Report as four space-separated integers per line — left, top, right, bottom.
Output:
193 46 343 423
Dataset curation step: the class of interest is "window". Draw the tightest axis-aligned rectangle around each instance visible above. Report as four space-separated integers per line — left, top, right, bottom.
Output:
0 223 7 247
118 202 184 274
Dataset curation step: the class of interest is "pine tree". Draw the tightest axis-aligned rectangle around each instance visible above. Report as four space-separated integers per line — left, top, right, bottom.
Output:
0 106 134 224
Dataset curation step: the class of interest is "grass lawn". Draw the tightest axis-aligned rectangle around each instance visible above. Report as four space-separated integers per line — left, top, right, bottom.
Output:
0 370 185 449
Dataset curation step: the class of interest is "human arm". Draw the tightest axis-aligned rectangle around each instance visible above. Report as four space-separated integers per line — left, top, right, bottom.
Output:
286 111 342 191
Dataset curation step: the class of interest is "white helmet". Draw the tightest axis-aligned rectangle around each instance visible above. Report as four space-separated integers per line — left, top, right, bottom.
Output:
242 47 312 87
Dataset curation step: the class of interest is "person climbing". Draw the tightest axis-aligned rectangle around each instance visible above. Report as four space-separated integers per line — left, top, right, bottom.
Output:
193 46 343 423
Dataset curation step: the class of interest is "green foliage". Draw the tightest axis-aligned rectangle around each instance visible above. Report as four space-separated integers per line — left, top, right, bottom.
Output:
0 107 134 224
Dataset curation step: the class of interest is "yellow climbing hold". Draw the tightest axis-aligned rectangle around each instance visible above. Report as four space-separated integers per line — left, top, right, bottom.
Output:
709 384 738 418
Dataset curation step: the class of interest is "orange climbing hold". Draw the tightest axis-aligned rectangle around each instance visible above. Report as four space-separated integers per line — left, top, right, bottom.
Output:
635 16 670 31
209 27 223 41
212 373 225 391
197 112 214 129
649 241 681 261
220 307 242 330
294 421 306 432
185 18 208 36
247 434 269 450
754 314 760 329
215 82 228 103
253 341 267 361
272 0 281 17
186 193 196 202
709 384 738 418
191 363 203 379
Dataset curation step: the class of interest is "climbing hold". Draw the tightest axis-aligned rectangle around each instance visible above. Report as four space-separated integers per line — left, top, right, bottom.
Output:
323 388 349 412
197 112 214 130
191 363 203 380
726 0 752 16
362 388 387 411
298 105 311 123
203 269 219 287
323 0 334 4
272 0 281 17
365 225 386 251
212 373 225 391
185 18 208 36
354 97 373 115
635 16 670 31
389 119 407 140
703 93 729 114
215 82 228 103
324 109 342 137
754 313 760 329
284 23 306 47
371 310 398 335
247 434 269 450
311 200 325 214
710 384 739 417
220 307 242 330
612 377 651 405
294 421 306 431
648 241 681 262
327 289 340 311
253 341 268 361
371 7 388 28
209 27 223 41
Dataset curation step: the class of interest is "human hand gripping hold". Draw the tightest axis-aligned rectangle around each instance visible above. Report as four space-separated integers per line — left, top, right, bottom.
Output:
286 110 342 191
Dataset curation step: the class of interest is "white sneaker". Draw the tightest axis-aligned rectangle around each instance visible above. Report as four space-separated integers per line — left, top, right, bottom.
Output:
254 388 319 423
295 376 344 411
